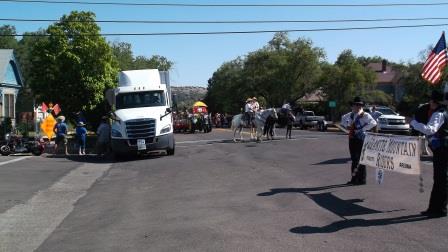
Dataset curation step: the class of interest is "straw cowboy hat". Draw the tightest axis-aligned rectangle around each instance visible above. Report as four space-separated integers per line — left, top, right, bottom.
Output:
252 97 258 100
56 115 65 122
349 96 365 106
246 97 253 102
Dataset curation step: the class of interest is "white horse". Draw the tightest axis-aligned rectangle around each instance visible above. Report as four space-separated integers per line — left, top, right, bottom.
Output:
231 108 278 142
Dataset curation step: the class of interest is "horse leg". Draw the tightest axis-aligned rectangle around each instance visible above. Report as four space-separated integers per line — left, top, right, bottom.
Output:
251 125 256 140
233 127 237 142
239 126 244 141
256 126 262 142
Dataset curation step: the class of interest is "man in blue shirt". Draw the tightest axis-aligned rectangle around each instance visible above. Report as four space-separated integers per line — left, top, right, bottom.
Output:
53 116 68 155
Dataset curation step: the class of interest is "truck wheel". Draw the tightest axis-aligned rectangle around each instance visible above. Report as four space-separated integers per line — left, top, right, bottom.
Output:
167 145 175 155
166 138 175 156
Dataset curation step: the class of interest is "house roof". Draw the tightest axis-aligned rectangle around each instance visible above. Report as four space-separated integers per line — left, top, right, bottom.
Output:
0 49 23 87
367 62 400 84
298 88 325 103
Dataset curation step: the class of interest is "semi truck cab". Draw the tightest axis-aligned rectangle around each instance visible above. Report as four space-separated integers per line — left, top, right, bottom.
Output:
106 69 175 156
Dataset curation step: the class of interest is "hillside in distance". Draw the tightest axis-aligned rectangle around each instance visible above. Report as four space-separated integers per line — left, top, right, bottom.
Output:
171 86 207 110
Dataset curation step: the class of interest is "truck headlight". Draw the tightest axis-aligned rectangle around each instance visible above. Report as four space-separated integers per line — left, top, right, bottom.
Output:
160 125 171 134
111 129 123 137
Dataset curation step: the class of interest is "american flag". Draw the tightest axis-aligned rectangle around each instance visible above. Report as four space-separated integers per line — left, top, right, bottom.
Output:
422 32 448 85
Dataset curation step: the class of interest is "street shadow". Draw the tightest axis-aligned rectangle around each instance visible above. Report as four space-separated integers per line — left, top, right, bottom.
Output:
258 184 401 218
308 192 382 217
313 158 351 165
45 153 162 163
290 214 428 234
257 184 352 196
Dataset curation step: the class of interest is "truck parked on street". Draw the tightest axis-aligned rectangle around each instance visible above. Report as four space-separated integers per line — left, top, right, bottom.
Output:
106 69 175 157
294 110 327 131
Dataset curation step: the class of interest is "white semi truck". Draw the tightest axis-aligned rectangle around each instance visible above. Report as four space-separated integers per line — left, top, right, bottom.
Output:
106 69 175 156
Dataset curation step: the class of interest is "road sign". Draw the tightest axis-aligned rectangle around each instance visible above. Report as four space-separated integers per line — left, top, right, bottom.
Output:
329 100 336 108
40 114 56 139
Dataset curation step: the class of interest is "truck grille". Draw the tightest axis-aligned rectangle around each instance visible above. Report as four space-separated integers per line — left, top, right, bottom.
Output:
388 119 405 125
125 119 156 139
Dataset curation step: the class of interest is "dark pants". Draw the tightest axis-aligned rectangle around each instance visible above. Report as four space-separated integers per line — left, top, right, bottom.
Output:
286 124 292 138
349 137 366 184
427 148 448 214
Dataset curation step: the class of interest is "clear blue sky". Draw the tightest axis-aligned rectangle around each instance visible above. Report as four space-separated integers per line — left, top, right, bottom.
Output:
1 0 448 86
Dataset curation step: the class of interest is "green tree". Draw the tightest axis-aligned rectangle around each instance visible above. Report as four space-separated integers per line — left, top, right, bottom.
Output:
244 33 324 106
111 41 134 71
28 11 118 123
132 55 173 71
205 58 245 113
320 50 376 115
206 32 325 113
0 25 18 49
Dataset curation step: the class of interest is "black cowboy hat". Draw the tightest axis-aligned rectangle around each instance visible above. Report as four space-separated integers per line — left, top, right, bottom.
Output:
430 90 443 103
350 96 365 106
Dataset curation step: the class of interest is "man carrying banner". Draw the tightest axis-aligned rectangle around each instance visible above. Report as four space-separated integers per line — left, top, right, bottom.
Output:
411 89 448 218
341 96 377 185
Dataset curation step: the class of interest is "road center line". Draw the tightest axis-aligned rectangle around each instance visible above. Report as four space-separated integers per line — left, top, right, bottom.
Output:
0 156 32 167
0 162 112 252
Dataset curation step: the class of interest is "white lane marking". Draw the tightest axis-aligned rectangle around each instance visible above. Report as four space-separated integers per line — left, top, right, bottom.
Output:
0 163 112 252
0 156 32 167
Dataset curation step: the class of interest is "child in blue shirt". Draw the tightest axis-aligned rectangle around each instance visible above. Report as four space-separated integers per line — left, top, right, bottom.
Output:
76 122 87 155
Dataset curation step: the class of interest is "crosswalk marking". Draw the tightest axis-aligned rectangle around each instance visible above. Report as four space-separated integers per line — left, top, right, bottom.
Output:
0 163 112 252
0 156 32 167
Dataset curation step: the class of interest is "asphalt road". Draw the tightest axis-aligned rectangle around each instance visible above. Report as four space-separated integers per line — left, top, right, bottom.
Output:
0 128 446 251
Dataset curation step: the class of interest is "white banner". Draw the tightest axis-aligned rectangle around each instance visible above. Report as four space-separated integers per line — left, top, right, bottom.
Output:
359 133 421 175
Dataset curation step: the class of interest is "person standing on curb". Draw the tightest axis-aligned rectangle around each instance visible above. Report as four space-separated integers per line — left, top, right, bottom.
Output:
76 121 87 155
341 97 377 185
411 89 448 218
96 116 111 156
53 116 68 155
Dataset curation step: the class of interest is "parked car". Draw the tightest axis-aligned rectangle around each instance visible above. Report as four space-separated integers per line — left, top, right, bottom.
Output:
294 110 327 130
365 106 410 134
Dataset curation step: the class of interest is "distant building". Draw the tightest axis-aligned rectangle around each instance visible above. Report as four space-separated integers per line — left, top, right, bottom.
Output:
298 60 405 105
297 88 325 104
367 60 405 103
0 49 23 124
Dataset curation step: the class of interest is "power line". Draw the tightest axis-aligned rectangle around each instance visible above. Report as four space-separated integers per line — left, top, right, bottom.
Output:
1 17 448 24
1 0 448 7
3 23 448 37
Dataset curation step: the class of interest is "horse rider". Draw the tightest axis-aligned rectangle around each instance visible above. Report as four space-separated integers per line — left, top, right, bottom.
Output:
252 97 260 113
341 96 377 185
244 97 253 127
411 88 448 218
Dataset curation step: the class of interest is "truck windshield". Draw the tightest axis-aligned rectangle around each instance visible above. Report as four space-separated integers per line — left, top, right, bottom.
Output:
116 91 165 109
